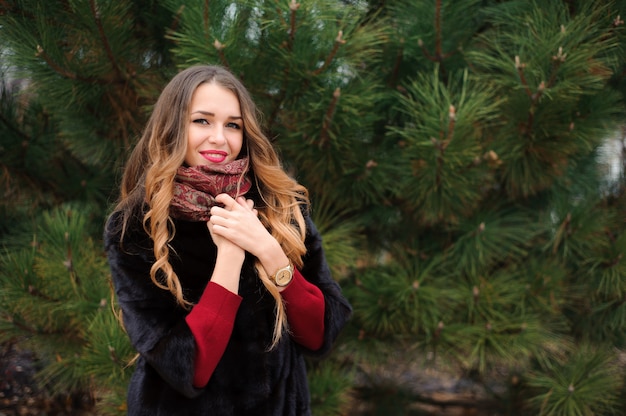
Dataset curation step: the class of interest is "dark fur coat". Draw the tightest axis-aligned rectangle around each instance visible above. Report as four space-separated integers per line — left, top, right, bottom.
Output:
104 210 352 416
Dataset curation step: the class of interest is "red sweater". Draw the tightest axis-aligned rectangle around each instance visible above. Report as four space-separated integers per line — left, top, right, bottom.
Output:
185 269 325 387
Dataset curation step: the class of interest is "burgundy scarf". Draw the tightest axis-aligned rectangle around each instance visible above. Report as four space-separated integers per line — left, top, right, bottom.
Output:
170 158 252 222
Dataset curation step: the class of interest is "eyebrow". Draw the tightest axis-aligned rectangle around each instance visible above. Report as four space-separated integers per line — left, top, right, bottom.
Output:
190 110 242 120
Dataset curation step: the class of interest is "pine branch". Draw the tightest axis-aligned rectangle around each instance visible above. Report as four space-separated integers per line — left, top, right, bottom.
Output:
34 45 105 84
514 56 533 98
0 111 30 141
169 6 184 33
203 0 209 36
515 47 568 136
320 88 340 147
388 38 404 88
89 0 126 82
288 0 299 48
547 46 567 88
3 313 59 337
212 39 229 69
63 231 82 293
267 2 301 131
551 213 572 254
312 30 345 76
416 0 455 70
28 284 58 303
434 0 443 60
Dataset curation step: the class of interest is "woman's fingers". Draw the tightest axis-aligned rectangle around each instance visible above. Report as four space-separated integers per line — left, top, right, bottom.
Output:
208 194 268 252
215 193 236 209
214 194 254 213
241 197 258 217
210 195 255 233
243 197 254 211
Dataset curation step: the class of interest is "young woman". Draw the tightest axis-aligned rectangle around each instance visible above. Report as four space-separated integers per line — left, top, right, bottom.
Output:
104 65 352 415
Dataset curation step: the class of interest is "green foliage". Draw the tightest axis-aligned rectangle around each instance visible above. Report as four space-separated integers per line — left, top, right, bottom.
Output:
347 254 446 339
445 207 541 276
0 205 132 406
2 0 626 414
467 0 623 198
310 192 364 281
0 0 174 220
526 345 622 416
388 68 502 225
307 360 354 416
383 0 486 79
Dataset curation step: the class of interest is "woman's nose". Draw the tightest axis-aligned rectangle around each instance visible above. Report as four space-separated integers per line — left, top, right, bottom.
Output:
209 126 226 144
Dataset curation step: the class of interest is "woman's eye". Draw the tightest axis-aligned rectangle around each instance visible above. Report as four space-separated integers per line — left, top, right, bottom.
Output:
193 118 209 125
227 122 241 129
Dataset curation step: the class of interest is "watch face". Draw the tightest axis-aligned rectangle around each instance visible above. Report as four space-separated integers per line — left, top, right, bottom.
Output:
275 269 292 286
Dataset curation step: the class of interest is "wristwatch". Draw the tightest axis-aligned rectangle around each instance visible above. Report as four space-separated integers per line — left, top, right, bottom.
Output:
270 263 294 287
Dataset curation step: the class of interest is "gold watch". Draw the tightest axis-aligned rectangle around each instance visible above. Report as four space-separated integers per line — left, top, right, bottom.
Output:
270 263 294 287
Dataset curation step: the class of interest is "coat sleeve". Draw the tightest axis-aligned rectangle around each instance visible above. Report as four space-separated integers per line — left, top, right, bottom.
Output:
185 282 242 388
104 214 204 399
295 214 353 357
281 269 325 350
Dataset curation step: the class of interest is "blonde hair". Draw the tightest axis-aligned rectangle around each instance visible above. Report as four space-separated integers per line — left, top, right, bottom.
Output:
113 65 308 348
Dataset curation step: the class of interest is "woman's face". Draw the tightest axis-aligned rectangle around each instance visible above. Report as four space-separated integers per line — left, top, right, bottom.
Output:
184 82 244 167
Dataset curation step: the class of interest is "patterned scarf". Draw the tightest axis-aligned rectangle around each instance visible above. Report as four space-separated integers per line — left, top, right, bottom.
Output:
170 157 252 222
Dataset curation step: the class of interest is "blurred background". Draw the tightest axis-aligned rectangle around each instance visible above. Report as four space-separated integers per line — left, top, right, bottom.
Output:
1 0 626 414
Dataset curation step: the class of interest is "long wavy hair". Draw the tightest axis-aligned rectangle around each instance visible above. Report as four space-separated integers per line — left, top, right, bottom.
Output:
112 65 308 348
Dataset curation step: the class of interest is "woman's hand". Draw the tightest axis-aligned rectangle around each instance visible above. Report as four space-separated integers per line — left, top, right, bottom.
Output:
207 220 245 261
209 194 290 278
206 196 251 264
209 194 265 253
205 195 254 294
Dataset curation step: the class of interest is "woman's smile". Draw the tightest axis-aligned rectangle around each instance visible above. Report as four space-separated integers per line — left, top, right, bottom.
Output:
201 150 227 163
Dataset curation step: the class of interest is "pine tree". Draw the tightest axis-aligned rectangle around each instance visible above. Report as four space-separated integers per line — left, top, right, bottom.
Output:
343 0 626 414
1 0 626 415
1 0 177 412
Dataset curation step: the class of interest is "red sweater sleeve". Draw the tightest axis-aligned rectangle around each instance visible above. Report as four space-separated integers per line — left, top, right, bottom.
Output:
185 282 242 388
281 269 325 350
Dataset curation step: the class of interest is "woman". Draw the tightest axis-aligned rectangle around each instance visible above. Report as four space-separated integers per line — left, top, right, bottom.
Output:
104 65 352 415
